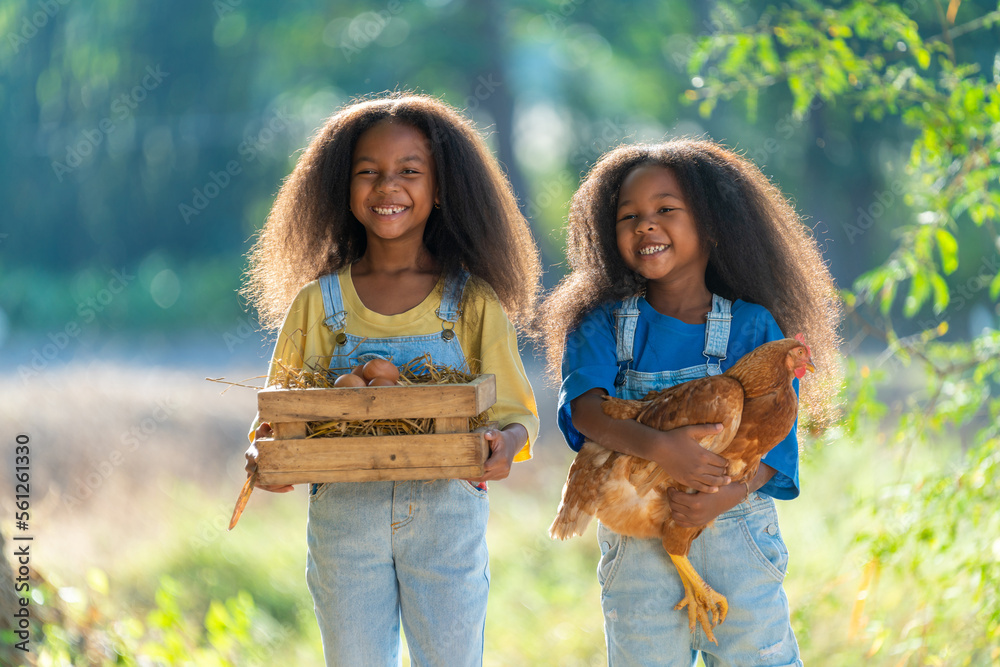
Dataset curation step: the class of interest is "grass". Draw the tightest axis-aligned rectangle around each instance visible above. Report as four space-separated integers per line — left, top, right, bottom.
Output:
1 359 996 665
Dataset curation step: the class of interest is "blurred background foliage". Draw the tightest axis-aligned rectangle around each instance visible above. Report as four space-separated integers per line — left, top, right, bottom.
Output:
2 0 1000 665
3 0 996 339
688 1 1000 662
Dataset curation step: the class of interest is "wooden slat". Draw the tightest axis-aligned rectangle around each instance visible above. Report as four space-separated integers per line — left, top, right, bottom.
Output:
257 465 485 485
258 375 496 422
256 433 489 472
469 374 497 415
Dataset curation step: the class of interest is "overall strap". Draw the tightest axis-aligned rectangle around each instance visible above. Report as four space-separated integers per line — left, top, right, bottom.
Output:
435 269 470 340
436 269 470 323
703 294 732 374
613 296 641 388
318 272 348 334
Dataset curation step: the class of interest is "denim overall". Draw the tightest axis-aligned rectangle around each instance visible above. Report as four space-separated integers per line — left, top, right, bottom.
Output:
305 269 490 667
598 295 802 667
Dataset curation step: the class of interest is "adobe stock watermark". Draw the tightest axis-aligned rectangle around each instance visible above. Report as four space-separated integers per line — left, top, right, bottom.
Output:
737 95 826 169
6 0 72 55
214 0 242 19
17 267 135 384
179 108 293 224
841 180 906 244
524 170 576 222
339 0 404 63
223 314 262 354
540 0 586 30
464 74 502 112
416 73 502 143
51 65 170 182
62 396 179 510
192 500 237 548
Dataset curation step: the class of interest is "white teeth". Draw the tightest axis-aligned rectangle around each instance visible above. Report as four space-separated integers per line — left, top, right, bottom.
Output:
639 245 667 255
372 206 406 215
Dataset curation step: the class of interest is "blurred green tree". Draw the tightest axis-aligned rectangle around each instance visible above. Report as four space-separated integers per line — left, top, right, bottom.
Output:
0 0 883 333
687 0 999 661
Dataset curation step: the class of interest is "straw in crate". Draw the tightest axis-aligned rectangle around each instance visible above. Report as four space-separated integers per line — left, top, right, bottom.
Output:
229 355 495 529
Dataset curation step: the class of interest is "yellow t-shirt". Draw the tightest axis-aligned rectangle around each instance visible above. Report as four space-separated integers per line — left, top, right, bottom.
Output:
251 267 539 461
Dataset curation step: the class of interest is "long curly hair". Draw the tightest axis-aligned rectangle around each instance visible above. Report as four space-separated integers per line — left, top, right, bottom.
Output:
242 92 540 330
536 139 842 425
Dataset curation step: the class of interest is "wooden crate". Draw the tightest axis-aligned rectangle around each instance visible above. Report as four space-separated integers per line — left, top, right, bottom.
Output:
254 374 496 484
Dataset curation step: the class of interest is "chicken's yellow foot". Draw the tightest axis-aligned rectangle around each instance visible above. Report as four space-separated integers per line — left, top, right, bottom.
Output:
669 554 728 644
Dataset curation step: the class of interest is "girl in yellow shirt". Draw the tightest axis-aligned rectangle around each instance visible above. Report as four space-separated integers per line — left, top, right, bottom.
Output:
241 92 541 666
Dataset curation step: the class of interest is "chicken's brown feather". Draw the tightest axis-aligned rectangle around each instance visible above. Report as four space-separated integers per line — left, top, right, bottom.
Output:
617 378 744 496
602 396 644 420
553 339 808 555
549 441 617 539
550 338 812 638
721 382 799 484
634 376 744 454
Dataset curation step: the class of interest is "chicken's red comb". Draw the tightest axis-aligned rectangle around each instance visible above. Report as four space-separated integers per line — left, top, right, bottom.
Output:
794 333 812 354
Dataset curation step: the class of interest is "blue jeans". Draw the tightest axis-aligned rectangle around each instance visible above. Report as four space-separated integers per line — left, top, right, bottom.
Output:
598 493 802 667
306 479 490 666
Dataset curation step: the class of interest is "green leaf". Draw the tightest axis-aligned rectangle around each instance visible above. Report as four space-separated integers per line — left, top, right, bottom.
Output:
990 271 1000 301
916 48 931 69
880 279 898 316
935 228 959 274
904 271 929 317
745 86 758 123
854 266 888 301
930 272 950 314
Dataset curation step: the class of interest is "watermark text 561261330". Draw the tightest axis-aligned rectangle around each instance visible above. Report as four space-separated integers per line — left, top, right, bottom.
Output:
12 433 33 653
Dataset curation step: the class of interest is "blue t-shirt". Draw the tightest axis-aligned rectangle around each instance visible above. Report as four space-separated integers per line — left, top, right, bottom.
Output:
557 297 800 500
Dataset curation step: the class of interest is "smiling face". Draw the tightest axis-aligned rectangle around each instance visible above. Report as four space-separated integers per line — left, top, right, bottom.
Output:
615 163 710 288
350 120 438 244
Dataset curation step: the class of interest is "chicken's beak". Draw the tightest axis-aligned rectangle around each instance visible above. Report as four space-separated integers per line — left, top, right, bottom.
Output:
805 361 816 373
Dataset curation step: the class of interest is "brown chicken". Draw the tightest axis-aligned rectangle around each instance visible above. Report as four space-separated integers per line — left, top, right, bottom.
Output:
549 336 814 643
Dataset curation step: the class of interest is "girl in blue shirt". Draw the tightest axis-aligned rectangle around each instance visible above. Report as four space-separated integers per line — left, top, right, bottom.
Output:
537 139 840 666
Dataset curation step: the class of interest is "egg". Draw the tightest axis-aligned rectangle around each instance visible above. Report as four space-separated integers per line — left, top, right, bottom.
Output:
350 364 366 377
367 377 398 387
333 373 367 388
362 358 400 383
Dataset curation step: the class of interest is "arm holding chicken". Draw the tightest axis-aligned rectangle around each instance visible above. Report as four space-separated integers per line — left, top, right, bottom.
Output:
551 337 814 643
570 388 731 494
668 463 777 528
